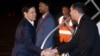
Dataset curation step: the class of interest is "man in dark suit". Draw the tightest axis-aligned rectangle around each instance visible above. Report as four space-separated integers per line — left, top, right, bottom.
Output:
43 3 100 56
11 5 45 56
36 0 55 49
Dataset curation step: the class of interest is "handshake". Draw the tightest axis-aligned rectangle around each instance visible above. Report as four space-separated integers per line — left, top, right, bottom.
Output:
41 48 58 56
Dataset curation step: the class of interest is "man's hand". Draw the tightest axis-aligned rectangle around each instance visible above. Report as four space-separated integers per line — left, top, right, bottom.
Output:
41 48 58 56
41 47 52 56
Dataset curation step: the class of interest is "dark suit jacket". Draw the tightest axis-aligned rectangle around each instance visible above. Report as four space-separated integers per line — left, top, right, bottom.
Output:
36 12 56 49
57 15 100 56
11 18 42 56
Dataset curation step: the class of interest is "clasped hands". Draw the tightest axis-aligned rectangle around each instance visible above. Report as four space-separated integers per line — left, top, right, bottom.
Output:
41 47 58 56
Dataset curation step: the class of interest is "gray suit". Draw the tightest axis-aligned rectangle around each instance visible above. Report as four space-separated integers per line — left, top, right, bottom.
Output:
36 12 56 49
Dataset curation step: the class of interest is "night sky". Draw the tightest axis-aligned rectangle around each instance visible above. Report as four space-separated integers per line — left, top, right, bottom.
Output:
0 0 86 16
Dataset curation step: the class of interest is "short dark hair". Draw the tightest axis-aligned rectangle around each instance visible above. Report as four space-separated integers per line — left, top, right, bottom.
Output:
62 6 70 13
39 0 50 7
72 3 86 14
62 6 69 9
22 4 34 13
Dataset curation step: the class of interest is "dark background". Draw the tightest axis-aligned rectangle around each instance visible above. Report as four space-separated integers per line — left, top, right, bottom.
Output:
0 0 100 56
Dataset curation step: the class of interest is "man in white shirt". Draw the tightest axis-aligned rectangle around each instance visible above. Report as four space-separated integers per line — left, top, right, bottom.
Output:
43 2 100 56
36 0 55 52
11 5 46 56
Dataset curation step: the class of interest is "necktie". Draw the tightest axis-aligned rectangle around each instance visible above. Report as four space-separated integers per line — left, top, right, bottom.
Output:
36 17 44 31
73 23 79 35
39 17 44 24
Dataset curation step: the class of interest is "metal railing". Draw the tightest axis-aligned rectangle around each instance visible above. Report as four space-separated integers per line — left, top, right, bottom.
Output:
41 16 74 49
85 0 100 20
40 0 100 56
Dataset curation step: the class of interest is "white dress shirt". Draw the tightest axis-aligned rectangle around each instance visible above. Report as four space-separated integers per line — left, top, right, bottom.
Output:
27 19 34 26
42 12 49 19
97 21 100 35
74 14 84 34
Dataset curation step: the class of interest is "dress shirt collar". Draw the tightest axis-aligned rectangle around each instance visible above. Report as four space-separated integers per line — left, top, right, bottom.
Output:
78 14 84 24
27 19 34 26
42 12 49 19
